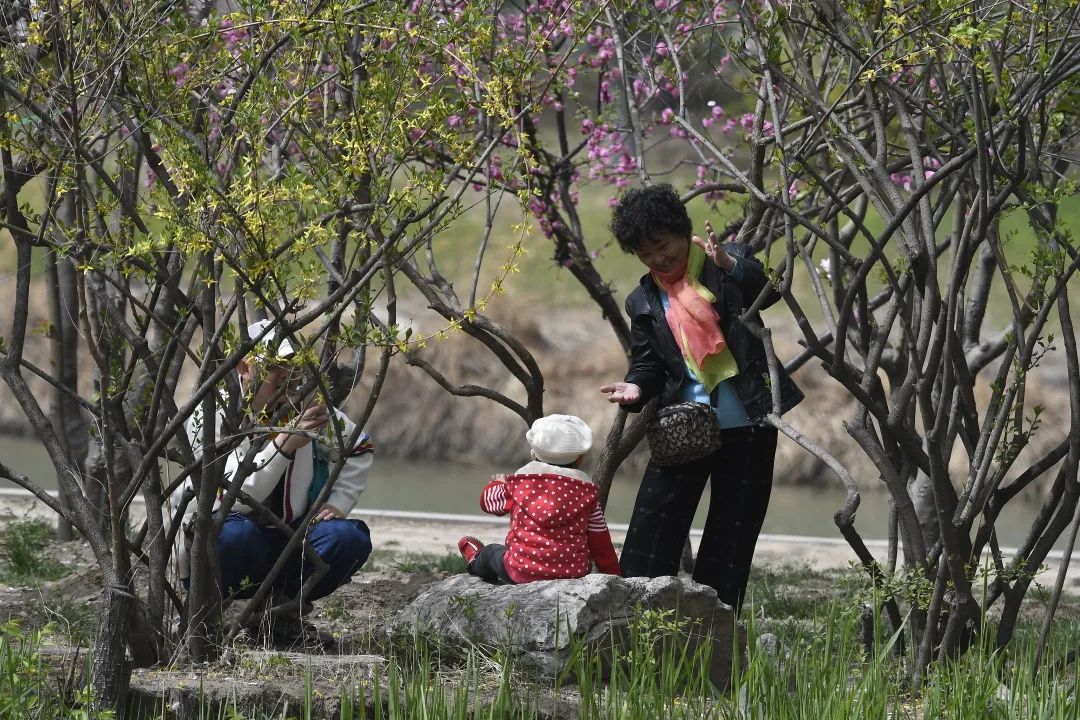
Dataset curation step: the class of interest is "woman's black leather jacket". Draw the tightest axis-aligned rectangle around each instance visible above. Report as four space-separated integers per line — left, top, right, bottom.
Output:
622 243 804 422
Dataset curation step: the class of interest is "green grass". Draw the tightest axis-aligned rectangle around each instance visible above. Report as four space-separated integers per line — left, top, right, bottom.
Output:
6 577 1080 719
388 551 468 575
0 516 69 585
22 597 97 648
745 562 846 622
358 548 468 575
0 620 104 720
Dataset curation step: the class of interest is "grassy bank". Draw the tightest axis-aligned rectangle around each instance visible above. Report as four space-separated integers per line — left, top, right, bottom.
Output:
5 594 1079 719
3 514 1078 720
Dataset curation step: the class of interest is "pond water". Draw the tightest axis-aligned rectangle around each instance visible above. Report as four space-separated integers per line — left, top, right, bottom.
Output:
0 433 1053 548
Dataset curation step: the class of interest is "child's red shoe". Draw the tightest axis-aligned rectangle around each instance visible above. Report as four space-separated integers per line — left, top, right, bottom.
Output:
457 536 484 566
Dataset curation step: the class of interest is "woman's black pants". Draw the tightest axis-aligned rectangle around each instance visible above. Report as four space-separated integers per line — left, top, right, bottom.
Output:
620 424 777 611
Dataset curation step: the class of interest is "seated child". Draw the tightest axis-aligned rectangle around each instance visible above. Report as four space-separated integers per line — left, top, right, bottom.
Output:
457 414 621 584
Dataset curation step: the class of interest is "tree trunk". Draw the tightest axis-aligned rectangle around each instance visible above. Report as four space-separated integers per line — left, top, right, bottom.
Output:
46 249 75 542
46 194 90 541
92 582 134 717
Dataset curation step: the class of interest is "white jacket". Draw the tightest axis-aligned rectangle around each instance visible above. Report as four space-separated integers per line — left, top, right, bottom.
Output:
170 403 374 579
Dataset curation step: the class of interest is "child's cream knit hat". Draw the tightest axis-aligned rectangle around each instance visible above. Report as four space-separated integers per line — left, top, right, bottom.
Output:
526 414 593 465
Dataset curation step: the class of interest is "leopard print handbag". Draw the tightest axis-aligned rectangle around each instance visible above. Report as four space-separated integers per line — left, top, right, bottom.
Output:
646 401 722 467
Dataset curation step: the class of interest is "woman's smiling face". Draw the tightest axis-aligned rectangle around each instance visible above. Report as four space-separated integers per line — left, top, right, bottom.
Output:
633 231 691 274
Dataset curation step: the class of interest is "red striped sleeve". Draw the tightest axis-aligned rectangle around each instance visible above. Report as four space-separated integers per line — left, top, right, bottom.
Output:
479 480 510 516
587 506 610 532
587 507 620 576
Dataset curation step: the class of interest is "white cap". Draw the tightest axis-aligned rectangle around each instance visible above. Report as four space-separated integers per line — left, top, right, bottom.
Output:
526 414 593 465
247 318 296 361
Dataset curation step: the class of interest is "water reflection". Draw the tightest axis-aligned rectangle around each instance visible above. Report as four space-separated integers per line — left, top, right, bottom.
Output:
0 433 1049 547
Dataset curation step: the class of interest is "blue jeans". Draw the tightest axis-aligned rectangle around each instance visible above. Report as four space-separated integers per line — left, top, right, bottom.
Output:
217 513 372 601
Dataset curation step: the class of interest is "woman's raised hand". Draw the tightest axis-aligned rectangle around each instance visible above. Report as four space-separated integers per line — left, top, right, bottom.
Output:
600 381 642 405
691 220 736 272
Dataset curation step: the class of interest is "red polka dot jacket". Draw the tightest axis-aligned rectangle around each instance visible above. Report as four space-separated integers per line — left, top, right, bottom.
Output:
479 462 621 584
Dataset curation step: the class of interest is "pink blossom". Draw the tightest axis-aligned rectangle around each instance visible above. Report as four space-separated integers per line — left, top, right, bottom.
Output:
889 172 912 191
655 0 670 9
660 108 675 124
788 181 800 200
169 63 188 87
609 196 620 208
599 80 612 104
447 115 462 128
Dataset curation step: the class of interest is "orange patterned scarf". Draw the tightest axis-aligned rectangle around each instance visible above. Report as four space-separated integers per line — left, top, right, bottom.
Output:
652 244 738 391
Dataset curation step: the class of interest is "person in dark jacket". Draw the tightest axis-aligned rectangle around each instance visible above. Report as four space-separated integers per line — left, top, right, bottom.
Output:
600 184 803 611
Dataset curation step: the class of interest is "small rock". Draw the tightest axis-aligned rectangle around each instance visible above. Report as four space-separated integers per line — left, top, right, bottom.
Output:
756 632 780 658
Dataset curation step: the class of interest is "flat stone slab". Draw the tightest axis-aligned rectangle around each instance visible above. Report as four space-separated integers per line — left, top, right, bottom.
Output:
127 651 388 719
388 573 741 689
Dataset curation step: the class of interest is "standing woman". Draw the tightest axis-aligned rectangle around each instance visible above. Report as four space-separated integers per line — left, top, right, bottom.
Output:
600 184 803 611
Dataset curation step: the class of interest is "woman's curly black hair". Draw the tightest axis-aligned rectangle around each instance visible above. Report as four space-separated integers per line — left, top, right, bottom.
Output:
609 184 692 253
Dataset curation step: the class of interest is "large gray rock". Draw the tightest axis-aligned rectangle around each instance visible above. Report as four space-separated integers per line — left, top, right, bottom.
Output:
388 574 741 689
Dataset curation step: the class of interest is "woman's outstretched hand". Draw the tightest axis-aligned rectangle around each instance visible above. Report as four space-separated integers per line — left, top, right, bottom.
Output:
600 382 642 405
692 220 736 272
